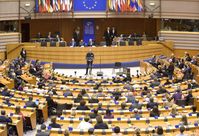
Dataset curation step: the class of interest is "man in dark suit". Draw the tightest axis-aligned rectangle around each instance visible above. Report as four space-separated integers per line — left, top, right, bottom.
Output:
49 117 61 128
104 27 112 46
1 87 13 97
76 100 90 110
0 110 12 124
20 48 27 61
25 97 38 108
73 27 81 46
146 98 158 109
111 27 117 42
36 124 50 136
89 109 100 119
85 49 94 75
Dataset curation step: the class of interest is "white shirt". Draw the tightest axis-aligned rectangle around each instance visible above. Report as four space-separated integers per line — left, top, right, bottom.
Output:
77 121 93 130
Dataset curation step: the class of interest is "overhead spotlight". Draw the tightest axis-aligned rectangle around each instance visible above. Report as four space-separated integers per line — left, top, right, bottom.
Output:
149 2 156 6
25 3 30 7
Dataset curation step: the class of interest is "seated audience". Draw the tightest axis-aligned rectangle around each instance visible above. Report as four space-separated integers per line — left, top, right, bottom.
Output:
88 96 99 103
126 92 135 103
76 100 90 110
104 109 114 119
185 90 193 105
150 78 160 88
153 126 164 136
171 89 183 104
147 98 158 109
176 125 188 136
77 116 93 129
36 124 50 136
150 106 160 117
129 100 142 110
119 102 127 110
97 103 106 111
94 116 108 129
80 89 89 97
131 108 142 118
89 109 100 119
190 105 197 114
88 128 95 136
156 85 168 94
25 97 38 108
0 110 12 124
112 126 123 136
63 88 73 97
169 107 179 116
180 115 188 126
49 116 61 128
74 94 83 103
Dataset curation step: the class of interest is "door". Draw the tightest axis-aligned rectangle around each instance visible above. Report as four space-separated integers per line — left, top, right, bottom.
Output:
21 23 30 42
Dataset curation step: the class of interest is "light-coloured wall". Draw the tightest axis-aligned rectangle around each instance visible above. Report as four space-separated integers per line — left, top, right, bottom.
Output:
159 31 199 50
0 32 21 60
0 0 199 20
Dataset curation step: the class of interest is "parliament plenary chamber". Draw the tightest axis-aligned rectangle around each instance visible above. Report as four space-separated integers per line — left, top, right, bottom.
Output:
0 0 199 136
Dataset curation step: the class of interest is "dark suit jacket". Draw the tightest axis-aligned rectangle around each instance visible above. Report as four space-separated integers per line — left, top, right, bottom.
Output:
76 105 90 110
88 99 99 103
25 101 38 108
49 123 61 128
94 122 108 129
0 115 12 124
73 32 80 46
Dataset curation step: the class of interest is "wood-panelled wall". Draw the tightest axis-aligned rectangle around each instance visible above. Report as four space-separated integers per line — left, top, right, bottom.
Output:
28 18 157 43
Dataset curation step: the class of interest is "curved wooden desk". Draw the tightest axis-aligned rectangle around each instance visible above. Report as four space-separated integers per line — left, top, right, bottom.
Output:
6 41 173 64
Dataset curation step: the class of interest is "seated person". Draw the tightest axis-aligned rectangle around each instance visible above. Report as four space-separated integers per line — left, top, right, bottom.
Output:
179 115 188 126
88 39 95 47
150 78 160 88
104 109 114 119
119 102 127 110
176 125 188 136
46 94 57 116
129 100 142 110
126 92 135 103
69 38 76 47
80 89 89 97
170 89 183 104
141 86 150 96
112 126 123 136
70 77 79 83
77 116 93 129
146 98 158 109
49 116 61 128
79 39 85 47
190 105 198 114
1 87 13 97
150 106 160 117
68 111 76 119
88 95 99 103
94 116 108 129
187 80 199 89
97 103 106 111
0 110 12 124
15 106 25 121
156 85 168 94
169 107 179 116
112 76 123 83
74 94 83 103
112 88 122 98
36 124 50 136
96 88 106 97
89 109 100 119
185 90 193 105
153 126 164 136
63 88 73 97
3 98 14 106
76 100 90 110
164 79 171 85
88 128 95 136
25 97 38 108
131 108 142 118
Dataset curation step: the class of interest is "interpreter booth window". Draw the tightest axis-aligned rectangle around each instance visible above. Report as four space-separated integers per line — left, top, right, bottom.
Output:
161 19 199 32
0 21 18 32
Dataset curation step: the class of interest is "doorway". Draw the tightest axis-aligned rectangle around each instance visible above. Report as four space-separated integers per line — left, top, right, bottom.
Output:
21 23 30 42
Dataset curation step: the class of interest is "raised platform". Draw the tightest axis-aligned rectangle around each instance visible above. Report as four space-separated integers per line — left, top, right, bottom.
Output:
7 41 173 68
